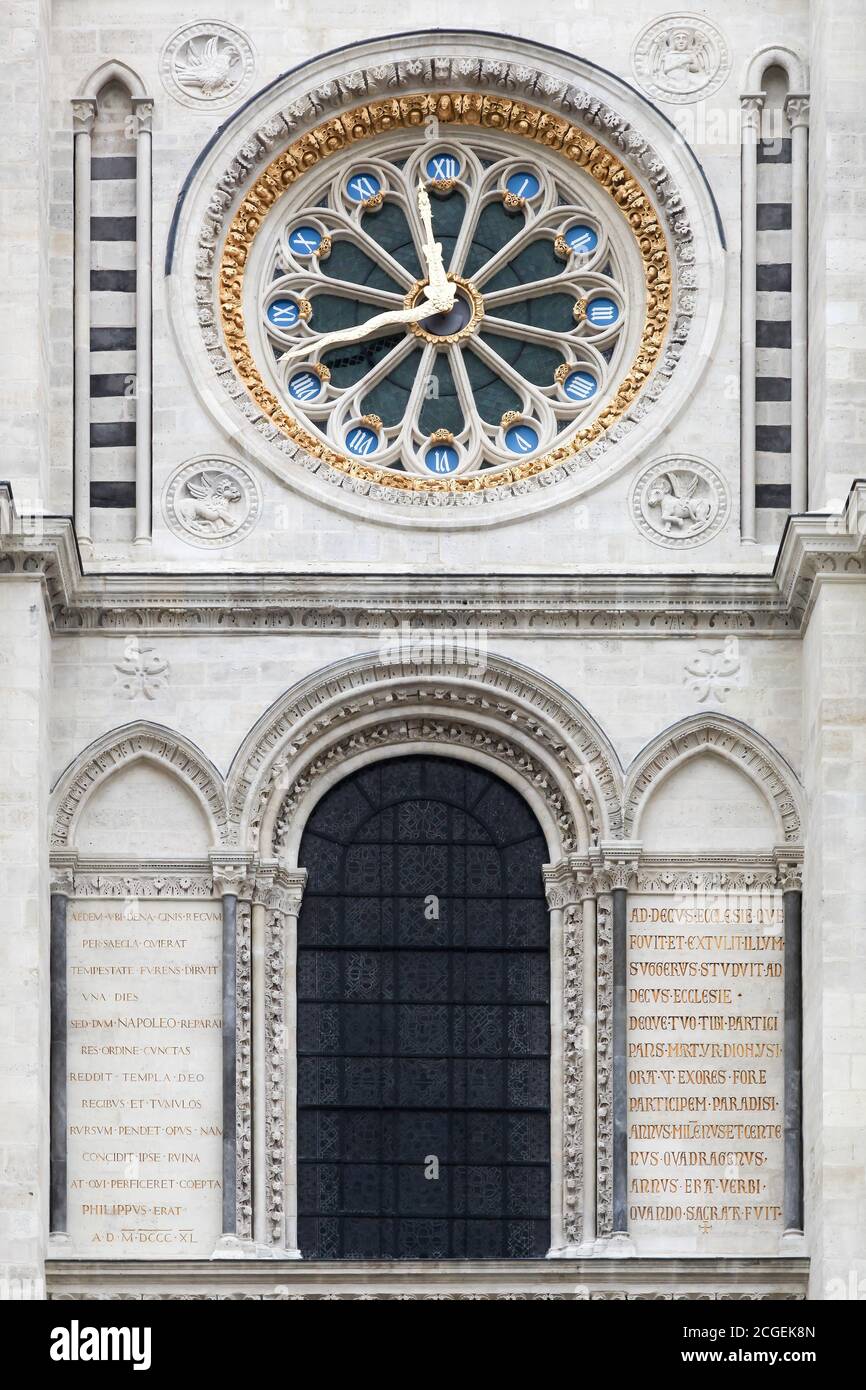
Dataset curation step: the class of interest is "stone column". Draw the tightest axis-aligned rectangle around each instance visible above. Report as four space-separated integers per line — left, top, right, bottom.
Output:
776 857 804 1242
49 876 72 1244
131 98 153 546
785 95 810 514
211 863 252 1257
256 869 306 1258
543 859 586 1253
603 848 639 1247
71 99 97 548
578 869 598 1249
739 94 764 543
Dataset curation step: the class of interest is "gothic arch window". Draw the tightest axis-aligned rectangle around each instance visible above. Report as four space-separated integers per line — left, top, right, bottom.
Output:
296 755 551 1259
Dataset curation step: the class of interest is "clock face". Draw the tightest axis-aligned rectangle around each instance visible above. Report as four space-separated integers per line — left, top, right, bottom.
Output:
243 127 645 483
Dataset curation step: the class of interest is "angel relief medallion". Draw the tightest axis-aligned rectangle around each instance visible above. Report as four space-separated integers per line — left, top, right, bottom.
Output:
162 457 262 548
630 456 730 549
631 15 730 105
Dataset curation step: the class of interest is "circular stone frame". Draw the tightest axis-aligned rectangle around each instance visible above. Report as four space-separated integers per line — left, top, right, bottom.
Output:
629 454 730 549
162 455 263 549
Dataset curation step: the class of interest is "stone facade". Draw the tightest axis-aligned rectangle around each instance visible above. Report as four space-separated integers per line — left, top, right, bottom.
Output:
0 1 864 1301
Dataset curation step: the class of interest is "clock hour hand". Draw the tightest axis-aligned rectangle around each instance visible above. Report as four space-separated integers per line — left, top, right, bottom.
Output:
279 296 445 365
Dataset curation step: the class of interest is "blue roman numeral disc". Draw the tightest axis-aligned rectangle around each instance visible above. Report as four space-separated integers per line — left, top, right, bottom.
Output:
288 371 322 402
563 369 598 401
504 423 539 455
426 153 461 181
424 445 459 474
346 172 382 203
565 224 598 254
586 296 619 327
289 225 322 256
505 171 541 200
267 298 300 328
345 425 380 456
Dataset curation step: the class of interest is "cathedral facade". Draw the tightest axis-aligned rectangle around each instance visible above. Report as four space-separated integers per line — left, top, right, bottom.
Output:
1 1 864 1301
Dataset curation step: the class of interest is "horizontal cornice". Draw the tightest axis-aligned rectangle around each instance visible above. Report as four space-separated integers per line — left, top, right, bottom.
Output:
2 481 864 639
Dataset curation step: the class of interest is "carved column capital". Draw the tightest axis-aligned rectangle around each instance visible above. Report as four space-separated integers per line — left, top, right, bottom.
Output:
740 93 765 131
601 842 641 891
784 94 810 131
131 97 154 135
774 847 804 893
543 859 580 910
253 864 307 917
71 98 97 135
210 856 255 900
50 852 79 896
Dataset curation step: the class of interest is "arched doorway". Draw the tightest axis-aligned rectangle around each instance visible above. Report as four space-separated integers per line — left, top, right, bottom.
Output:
296 755 551 1259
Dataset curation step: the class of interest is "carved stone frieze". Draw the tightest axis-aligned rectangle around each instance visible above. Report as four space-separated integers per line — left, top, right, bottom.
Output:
562 901 584 1247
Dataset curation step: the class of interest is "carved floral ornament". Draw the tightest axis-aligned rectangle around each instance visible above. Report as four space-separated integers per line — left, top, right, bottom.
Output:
183 50 710 514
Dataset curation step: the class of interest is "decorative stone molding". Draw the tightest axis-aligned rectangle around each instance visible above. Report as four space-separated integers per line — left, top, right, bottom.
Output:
236 902 252 1243
54 861 216 899
595 899 614 1240
623 714 804 844
562 899 584 1247
265 905 287 1247
634 857 783 894
160 21 255 109
5 480 865 641
45 1257 809 1299
630 455 730 549
632 14 731 105
228 651 620 854
50 722 230 850
162 456 262 549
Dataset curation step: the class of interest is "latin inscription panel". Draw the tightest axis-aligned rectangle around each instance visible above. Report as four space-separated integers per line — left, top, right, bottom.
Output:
627 889 785 1253
66 899 223 1257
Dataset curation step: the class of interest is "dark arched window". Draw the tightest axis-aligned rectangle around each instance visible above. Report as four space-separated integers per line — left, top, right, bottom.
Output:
297 755 551 1259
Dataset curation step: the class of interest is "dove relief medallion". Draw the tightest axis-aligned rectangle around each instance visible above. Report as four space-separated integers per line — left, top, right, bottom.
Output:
162 457 262 548
630 456 729 549
631 15 730 105
160 22 255 109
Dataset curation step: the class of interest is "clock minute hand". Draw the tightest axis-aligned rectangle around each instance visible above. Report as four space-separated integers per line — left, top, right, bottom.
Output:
279 297 445 365
417 181 450 297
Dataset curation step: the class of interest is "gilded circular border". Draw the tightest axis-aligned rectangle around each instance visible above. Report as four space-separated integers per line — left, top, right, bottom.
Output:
218 92 672 494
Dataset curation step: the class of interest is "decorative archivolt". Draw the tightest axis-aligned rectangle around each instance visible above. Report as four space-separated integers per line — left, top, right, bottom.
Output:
49 721 230 850
622 713 804 845
225 651 623 858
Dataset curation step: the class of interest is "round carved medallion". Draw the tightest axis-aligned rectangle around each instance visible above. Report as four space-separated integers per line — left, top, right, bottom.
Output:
160 21 256 109
630 455 729 548
162 456 262 548
631 14 730 105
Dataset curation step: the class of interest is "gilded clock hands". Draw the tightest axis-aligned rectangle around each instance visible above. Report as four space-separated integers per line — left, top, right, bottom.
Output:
280 184 457 364
279 297 447 365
